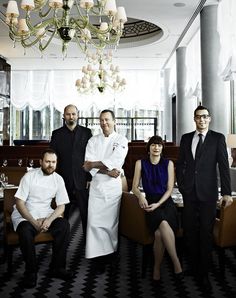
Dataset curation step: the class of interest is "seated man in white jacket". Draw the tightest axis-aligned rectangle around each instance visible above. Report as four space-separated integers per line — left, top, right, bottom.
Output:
11 148 72 288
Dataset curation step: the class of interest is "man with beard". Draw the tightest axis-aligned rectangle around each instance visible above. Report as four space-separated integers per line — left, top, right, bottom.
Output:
11 149 72 288
50 104 92 237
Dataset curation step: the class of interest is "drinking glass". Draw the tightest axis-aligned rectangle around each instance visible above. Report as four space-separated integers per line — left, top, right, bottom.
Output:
18 159 23 167
0 173 8 187
29 159 34 167
2 159 8 167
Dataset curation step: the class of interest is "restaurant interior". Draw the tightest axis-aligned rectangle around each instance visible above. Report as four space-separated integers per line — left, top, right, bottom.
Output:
0 0 236 297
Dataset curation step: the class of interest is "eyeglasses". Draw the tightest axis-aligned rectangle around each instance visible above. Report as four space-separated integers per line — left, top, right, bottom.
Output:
194 114 210 120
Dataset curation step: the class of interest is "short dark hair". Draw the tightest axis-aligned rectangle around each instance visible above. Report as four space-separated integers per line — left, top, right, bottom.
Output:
100 109 115 120
146 136 165 153
41 148 57 160
194 105 210 116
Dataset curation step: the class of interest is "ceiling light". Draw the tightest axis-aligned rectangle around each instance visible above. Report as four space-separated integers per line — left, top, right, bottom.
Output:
5 0 127 57
75 49 126 93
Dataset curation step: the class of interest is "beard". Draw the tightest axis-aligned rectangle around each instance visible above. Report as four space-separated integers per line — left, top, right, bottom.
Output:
41 166 55 176
66 119 76 126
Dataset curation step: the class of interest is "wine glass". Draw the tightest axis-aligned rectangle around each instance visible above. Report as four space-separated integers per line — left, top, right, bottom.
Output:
18 159 23 167
0 173 8 187
2 159 8 167
29 159 34 167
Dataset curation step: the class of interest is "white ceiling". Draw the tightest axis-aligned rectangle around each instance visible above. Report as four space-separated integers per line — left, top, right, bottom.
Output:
0 0 207 70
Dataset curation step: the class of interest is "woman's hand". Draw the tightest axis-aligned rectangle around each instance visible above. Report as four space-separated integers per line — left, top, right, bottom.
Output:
138 196 149 209
144 202 160 212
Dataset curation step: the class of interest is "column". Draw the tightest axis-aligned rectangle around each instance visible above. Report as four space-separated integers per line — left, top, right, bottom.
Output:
162 68 172 141
200 3 230 135
176 47 195 144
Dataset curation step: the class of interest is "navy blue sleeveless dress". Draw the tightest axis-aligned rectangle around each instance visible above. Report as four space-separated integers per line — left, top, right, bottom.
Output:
141 157 178 233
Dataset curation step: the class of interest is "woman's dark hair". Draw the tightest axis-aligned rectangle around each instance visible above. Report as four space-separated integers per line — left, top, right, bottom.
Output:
146 136 165 153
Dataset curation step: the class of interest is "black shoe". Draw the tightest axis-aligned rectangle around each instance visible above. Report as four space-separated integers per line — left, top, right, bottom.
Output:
174 272 184 281
49 268 73 281
152 279 161 287
22 272 37 288
199 275 212 293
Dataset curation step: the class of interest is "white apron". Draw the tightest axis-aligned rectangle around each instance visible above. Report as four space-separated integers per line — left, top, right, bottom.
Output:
85 174 122 258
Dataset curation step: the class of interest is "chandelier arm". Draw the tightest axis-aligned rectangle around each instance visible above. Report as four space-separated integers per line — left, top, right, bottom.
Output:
74 0 88 19
38 6 53 18
70 18 87 29
90 4 103 16
9 30 27 42
8 25 21 39
34 0 48 10
20 34 45 48
38 28 57 51
86 38 106 50
74 34 88 53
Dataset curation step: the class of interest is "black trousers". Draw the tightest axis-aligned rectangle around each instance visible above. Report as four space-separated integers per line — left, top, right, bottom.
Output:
16 217 70 274
183 191 216 276
64 188 89 237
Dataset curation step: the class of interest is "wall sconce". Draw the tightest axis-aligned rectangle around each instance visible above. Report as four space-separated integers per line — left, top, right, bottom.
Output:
227 134 236 167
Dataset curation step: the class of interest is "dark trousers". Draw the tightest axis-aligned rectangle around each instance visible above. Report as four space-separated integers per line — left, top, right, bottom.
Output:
64 188 89 237
16 217 70 274
183 192 216 276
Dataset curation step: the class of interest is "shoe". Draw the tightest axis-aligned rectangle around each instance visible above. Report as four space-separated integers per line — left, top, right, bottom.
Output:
174 271 184 281
49 268 74 281
22 272 37 288
152 279 161 287
199 275 212 293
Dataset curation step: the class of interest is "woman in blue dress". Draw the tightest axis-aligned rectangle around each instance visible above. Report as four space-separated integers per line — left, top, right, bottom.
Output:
132 136 182 282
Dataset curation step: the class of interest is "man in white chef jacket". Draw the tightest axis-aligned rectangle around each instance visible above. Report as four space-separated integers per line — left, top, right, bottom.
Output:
83 109 128 273
11 149 72 288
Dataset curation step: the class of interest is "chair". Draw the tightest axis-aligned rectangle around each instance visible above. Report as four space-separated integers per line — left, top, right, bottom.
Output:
119 191 154 277
213 198 236 276
3 188 54 276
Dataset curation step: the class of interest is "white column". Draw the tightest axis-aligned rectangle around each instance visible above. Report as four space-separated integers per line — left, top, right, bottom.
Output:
162 68 172 141
200 3 230 135
176 47 195 144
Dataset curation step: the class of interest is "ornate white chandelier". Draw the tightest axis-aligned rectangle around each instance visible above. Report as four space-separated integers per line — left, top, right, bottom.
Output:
5 0 127 57
75 49 126 93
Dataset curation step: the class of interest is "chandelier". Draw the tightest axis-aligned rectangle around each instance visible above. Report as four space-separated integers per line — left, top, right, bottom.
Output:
75 50 126 93
5 0 127 57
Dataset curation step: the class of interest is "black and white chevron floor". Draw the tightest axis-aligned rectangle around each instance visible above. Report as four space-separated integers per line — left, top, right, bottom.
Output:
0 210 236 298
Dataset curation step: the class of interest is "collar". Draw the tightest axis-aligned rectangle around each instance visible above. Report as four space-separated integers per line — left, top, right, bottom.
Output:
194 130 208 137
102 131 116 138
64 124 79 132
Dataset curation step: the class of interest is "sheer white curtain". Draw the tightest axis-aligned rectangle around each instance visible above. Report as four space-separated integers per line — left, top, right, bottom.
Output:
217 0 236 81
11 69 161 113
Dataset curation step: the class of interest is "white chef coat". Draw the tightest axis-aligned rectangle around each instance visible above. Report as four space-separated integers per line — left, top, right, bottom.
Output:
11 168 70 231
85 131 128 258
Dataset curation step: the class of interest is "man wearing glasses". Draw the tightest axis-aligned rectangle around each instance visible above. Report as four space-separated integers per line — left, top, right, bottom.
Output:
176 105 232 292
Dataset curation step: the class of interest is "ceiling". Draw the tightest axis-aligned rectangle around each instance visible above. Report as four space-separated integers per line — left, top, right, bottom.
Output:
0 0 207 70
